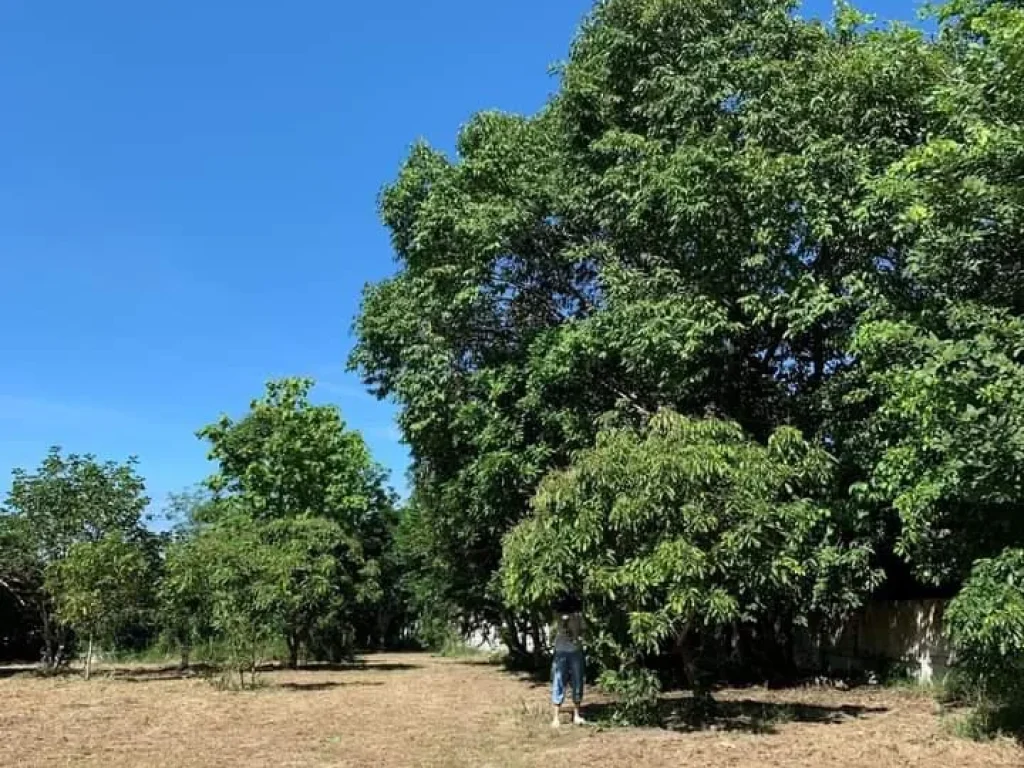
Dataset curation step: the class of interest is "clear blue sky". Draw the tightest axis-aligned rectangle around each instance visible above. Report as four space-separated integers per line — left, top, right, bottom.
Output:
0 0 923 515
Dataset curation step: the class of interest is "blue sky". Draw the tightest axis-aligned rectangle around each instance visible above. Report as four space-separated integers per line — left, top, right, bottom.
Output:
0 0 923 516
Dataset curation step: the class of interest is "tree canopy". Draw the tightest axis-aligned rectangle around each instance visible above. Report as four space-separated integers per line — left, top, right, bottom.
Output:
502 412 878 692
351 0 1024 716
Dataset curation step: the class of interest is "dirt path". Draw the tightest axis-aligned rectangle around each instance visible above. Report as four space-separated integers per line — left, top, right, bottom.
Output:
0 653 1019 767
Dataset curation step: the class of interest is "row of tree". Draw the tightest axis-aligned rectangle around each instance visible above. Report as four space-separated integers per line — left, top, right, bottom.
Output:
0 378 404 684
351 0 1024 722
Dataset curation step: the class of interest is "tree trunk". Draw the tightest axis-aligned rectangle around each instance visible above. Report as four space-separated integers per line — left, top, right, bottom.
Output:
816 622 830 674
780 616 796 678
40 606 56 670
675 628 698 689
85 633 94 681
286 633 300 670
501 612 527 660
675 626 712 708
179 644 191 671
530 621 543 659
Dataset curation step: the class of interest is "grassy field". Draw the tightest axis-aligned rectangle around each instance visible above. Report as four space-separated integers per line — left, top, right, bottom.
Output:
0 653 1020 767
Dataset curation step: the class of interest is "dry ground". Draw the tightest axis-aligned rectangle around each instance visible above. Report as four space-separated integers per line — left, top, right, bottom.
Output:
0 653 1020 767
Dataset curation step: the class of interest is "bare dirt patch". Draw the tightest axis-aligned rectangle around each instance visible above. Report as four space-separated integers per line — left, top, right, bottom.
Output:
0 653 1019 767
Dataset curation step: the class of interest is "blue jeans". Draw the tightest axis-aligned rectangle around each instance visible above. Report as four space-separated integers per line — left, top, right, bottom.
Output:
551 650 585 705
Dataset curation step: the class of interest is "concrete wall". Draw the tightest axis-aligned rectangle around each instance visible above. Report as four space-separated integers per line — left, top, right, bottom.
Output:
468 600 952 683
465 624 506 652
819 599 951 683
464 623 540 654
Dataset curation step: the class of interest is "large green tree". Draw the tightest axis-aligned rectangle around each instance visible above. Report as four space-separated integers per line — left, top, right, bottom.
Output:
354 0 1024 724
351 0 940 647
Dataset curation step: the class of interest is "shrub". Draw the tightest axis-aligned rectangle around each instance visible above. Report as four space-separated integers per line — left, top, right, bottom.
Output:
598 667 662 727
945 549 1024 737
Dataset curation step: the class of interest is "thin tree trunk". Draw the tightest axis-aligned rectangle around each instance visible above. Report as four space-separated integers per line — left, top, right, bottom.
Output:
501 612 527 660
676 625 711 706
286 633 300 670
779 615 796 679
85 633 94 681
40 606 55 669
529 618 544 661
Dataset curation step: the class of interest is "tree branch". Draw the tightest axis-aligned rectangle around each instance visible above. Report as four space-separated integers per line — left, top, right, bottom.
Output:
612 387 654 417
0 575 27 608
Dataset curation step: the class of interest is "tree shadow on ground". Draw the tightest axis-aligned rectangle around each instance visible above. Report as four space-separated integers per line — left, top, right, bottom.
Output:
583 697 888 735
0 663 220 683
107 663 219 683
275 680 385 691
0 657 422 684
110 659 421 683
0 664 38 680
296 661 421 673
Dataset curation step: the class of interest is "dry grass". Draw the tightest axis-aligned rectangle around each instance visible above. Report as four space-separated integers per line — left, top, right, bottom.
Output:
0 653 1020 767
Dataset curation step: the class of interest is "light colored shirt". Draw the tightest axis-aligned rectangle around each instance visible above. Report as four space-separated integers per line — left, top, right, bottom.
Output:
552 612 584 653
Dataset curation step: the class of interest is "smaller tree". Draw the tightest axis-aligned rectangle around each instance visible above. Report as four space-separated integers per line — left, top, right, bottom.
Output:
0 448 149 669
158 488 216 669
198 515 283 688
46 533 151 679
196 378 396 664
160 534 213 671
260 516 358 669
945 548 1024 735
502 411 878 719
176 508 358 686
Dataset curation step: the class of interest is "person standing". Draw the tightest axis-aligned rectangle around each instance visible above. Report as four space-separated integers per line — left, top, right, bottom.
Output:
550 594 586 727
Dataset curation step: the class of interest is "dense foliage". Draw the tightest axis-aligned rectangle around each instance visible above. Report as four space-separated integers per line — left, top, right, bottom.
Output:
46 533 152 679
350 0 1024 724
188 378 399 673
502 412 878 694
946 550 1024 701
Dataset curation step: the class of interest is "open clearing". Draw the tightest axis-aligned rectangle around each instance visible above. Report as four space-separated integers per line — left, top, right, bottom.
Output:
0 653 1020 768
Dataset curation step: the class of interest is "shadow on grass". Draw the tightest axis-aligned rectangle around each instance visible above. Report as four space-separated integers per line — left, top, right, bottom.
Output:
1 657 423 684
0 663 219 683
583 697 888 735
109 663 219 683
296 661 421 673
276 680 385 691
0 664 39 680
113 659 421 683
